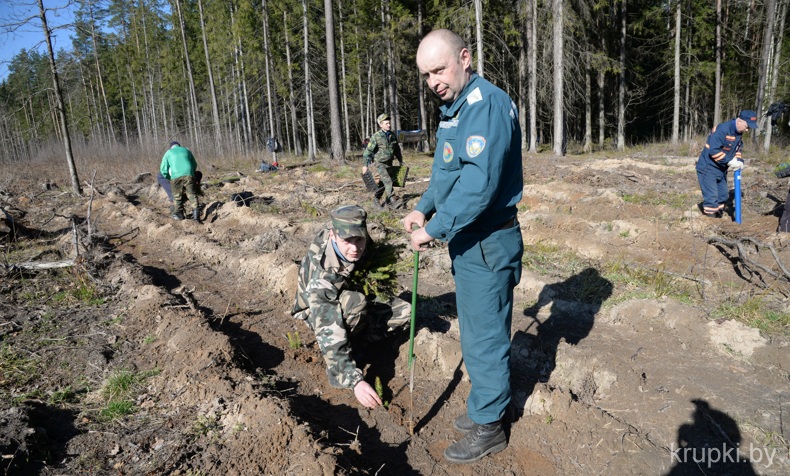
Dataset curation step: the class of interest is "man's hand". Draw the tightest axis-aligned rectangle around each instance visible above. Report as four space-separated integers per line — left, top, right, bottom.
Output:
403 210 433 251
353 380 382 409
729 159 744 171
362 166 368 174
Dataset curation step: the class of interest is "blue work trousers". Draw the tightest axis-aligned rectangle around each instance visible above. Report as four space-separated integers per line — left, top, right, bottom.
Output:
449 222 523 424
696 163 728 213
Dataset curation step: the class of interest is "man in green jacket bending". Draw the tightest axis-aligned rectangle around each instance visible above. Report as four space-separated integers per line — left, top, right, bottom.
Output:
160 141 200 222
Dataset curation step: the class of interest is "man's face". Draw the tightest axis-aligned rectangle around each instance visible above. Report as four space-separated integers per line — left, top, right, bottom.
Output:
416 39 471 103
330 230 367 262
379 119 391 132
735 118 749 133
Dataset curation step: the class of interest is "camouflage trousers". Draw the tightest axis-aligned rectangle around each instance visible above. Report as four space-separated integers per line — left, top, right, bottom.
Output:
172 175 200 214
342 291 411 343
372 162 394 203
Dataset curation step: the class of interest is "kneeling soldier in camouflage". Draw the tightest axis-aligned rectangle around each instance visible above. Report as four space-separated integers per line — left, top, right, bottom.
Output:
291 205 411 408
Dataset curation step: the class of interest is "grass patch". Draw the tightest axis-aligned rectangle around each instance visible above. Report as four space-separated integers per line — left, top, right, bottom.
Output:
0 344 39 388
98 369 160 421
601 261 694 304
621 191 694 209
712 297 790 335
522 240 585 276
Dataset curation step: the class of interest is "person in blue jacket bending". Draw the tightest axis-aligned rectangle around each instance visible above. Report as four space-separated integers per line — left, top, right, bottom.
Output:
696 110 758 218
404 29 524 464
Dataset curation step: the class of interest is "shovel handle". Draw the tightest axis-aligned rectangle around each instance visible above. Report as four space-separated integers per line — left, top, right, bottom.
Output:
408 249 419 369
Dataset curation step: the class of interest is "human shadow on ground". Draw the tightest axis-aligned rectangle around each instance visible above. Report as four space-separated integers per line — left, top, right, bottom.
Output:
664 399 757 475
511 267 613 414
1 402 79 475
289 391 419 474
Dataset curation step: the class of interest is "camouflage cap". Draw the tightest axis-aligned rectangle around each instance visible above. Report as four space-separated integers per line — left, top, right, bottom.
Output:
331 205 368 239
377 113 390 123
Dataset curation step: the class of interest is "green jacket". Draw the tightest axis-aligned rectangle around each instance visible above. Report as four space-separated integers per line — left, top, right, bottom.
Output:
364 130 402 167
160 146 197 181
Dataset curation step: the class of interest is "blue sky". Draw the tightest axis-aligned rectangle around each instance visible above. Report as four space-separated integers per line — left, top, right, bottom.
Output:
0 0 75 80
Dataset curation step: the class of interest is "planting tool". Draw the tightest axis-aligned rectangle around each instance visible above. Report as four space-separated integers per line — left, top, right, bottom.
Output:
734 169 742 224
408 234 420 435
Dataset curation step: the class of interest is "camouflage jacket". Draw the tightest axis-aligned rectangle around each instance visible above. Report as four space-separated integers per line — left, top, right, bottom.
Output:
291 229 365 389
364 129 402 167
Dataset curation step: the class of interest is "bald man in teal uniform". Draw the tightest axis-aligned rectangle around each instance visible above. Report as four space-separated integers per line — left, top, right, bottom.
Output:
404 29 524 464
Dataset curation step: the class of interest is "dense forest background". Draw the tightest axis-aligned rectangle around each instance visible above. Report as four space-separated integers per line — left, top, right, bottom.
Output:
1 0 788 176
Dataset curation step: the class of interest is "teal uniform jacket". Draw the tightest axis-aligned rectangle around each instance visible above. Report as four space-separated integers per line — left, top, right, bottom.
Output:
417 73 523 241
419 73 524 425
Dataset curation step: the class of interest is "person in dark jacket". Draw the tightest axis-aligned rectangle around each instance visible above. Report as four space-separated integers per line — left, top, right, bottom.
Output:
695 111 758 218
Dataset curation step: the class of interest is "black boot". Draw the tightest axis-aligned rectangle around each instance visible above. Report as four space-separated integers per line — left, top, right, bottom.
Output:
171 210 184 220
453 414 475 433
444 421 506 463
192 209 201 223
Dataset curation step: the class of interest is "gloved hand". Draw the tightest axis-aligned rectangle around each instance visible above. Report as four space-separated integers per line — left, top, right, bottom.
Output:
729 159 744 171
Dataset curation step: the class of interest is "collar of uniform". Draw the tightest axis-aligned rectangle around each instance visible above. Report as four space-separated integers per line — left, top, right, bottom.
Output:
440 73 481 118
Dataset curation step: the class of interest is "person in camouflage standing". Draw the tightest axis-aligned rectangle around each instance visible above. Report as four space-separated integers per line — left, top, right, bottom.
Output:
363 113 403 208
160 141 201 222
291 205 411 408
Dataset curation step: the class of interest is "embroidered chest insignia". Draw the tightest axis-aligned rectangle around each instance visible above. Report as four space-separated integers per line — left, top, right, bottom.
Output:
443 142 454 162
466 136 486 158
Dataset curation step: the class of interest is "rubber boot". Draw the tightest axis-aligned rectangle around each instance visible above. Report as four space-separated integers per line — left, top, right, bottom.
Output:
444 421 506 464
192 208 201 223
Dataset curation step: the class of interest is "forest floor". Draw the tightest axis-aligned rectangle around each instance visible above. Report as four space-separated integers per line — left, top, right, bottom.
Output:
1 145 789 475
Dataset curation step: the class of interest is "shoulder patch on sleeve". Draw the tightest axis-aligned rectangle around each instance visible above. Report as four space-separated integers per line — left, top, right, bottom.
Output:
466 136 486 158
466 87 483 105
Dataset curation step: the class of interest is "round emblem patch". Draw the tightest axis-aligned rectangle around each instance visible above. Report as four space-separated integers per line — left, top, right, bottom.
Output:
443 142 454 162
466 136 486 158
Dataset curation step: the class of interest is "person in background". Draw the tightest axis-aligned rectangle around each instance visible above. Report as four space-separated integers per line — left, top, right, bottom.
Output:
404 29 524 464
291 205 411 408
160 141 201 222
695 110 758 218
362 113 403 208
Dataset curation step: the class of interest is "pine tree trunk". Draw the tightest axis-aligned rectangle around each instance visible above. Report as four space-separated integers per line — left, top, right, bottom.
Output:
616 0 626 151
714 0 722 125
474 0 484 76
283 11 303 156
417 0 429 151
552 0 564 156
198 0 222 153
173 0 201 145
263 0 278 163
38 0 81 195
672 0 680 145
88 2 115 142
763 0 787 153
324 0 345 162
528 0 537 153
303 0 316 160
338 0 351 151
584 52 592 153
754 0 777 144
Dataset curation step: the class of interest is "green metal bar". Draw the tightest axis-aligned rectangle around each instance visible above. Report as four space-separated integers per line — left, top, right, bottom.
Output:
408 250 419 369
